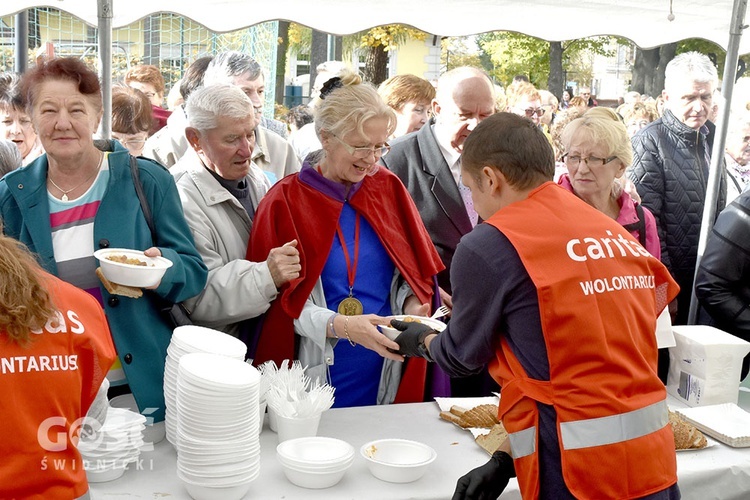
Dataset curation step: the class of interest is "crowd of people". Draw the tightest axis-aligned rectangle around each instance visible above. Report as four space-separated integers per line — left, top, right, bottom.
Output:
1 49 749 499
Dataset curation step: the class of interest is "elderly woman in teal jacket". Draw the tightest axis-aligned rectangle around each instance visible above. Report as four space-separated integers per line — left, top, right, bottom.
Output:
0 57 207 424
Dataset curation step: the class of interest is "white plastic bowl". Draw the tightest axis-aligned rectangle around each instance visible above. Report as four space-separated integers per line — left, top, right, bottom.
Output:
360 439 437 483
279 460 351 489
109 393 166 444
379 316 447 341
85 464 126 483
277 437 354 466
94 248 172 288
183 480 252 500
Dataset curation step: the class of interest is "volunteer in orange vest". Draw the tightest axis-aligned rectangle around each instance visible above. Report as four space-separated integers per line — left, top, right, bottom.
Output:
0 235 116 500
392 112 681 500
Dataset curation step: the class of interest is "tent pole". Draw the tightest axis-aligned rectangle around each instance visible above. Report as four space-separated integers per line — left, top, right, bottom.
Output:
688 0 748 325
97 0 113 140
14 10 29 73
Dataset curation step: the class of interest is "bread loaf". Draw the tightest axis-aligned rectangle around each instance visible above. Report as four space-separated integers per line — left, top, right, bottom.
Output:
668 410 707 450
439 404 499 429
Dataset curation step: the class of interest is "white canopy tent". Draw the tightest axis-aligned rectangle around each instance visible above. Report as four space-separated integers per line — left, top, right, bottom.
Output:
1 0 748 322
0 0 747 51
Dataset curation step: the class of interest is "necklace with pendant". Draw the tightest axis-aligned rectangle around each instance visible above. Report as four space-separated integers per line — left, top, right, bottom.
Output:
336 211 364 316
48 152 104 202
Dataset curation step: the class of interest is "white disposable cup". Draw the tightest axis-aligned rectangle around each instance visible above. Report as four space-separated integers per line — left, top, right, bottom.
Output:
276 414 321 443
268 406 278 433
258 400 267 435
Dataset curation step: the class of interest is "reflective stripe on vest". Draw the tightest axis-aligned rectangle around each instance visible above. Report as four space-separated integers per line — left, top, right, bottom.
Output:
508 426 537 458
507 398 668 458
560 399 668 450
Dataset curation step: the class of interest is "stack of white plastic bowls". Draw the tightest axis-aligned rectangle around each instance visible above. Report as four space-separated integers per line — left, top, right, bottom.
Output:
176 352 261 500
276 437 355 489
164 325 247 445
80 406 147 483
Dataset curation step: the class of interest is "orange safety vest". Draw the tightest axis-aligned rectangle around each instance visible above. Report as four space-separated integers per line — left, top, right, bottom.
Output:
486 183 679 499
0 272 116 500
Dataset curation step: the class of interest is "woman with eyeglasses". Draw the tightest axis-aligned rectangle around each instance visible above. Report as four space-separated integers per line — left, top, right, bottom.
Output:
505 82 545 127
558 113 660 258
248 70 445 407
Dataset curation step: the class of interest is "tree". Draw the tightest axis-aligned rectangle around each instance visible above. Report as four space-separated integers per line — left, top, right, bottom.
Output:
441 36 483 71
287 24 425 86
476 32 618 97
358 25 428 85
630 39 750 98
631 44 676 97
477 32 549 88
548 42 564 99
309 30 329 95
275 21 290 106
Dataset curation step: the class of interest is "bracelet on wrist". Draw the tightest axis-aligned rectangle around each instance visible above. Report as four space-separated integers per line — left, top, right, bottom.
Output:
344 316 356 347
328 313 339 339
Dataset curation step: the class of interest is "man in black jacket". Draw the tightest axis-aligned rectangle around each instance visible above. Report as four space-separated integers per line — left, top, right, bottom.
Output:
695 189 750 381
629 51 726 331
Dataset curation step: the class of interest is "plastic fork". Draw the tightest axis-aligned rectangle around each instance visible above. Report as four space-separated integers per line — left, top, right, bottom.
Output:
430 305 451 320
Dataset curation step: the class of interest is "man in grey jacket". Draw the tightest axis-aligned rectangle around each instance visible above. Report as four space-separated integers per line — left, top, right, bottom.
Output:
172 84 300 337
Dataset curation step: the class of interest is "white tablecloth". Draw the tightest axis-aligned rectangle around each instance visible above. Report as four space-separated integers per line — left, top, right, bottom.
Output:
90 390 750 500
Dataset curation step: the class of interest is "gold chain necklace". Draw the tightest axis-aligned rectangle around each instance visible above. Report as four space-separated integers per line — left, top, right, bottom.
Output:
48 152 104 202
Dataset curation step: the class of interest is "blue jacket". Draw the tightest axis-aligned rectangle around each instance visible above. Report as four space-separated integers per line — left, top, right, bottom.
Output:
0 143 208 422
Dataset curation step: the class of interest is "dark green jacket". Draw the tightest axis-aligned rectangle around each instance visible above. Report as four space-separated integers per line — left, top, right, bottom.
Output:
0 143 208 422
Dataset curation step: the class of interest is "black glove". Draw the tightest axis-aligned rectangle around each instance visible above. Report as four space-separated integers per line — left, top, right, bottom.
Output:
452 450 515 500
390 319 436 360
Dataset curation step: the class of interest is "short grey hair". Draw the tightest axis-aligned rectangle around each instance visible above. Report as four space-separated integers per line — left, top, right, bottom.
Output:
665 52 718 91
203 51 264 86
0 139 22 176
185 84 255 131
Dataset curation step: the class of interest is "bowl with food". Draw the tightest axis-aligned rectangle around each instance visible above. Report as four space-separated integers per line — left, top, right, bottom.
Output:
379 315 446 341
360 438 437 483
94 248 173 288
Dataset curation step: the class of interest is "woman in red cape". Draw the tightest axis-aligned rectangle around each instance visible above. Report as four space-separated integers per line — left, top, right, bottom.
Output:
248 72 446 406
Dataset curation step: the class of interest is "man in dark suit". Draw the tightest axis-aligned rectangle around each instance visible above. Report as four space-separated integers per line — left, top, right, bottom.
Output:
381 66 496 397
382 66 495 295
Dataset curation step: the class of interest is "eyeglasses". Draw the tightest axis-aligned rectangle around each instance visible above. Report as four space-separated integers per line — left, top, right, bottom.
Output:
518 107 545 118
112 134 146 148
333 135 390 159
563 154 618 167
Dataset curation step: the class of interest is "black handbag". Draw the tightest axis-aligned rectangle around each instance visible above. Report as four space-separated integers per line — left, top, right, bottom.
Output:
128 155 193 327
